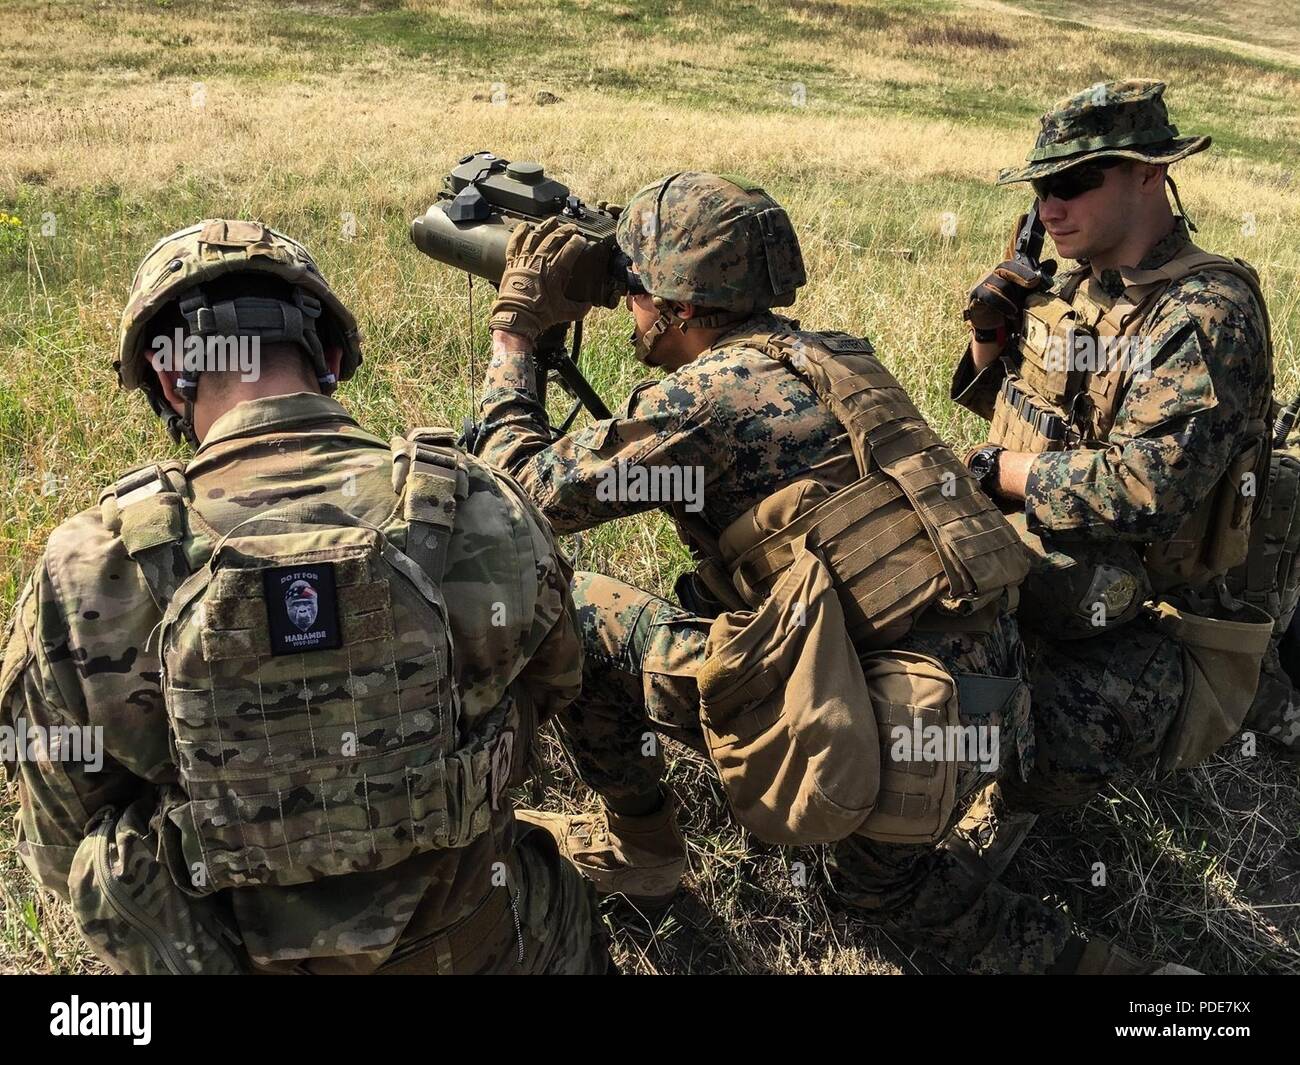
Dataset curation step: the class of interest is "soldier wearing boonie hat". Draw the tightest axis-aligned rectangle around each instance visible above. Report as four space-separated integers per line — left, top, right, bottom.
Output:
950 79 1287 948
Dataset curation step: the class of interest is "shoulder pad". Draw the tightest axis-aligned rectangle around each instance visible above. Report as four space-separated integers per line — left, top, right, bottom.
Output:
405 426 459 447
390 428 466 529
98 461 188 539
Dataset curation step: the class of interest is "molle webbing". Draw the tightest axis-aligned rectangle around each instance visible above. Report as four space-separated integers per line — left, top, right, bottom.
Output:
1229 447 1300 633
103 428 523 893
728 331 1029 647
391 428 467 583
995 245 1274 594
997 248 1273 455
99 462 192 611
998 377 1070 446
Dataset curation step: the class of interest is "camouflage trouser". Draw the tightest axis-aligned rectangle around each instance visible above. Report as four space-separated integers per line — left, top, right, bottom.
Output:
555 570 1075 974
70 799 608 975
1006 615 1184 811
367 826 611 975
1242 637 1300 754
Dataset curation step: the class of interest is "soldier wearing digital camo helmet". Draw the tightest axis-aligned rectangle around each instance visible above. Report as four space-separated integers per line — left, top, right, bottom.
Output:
0 219 607 974
954 80 1286 840
471 173 1185 972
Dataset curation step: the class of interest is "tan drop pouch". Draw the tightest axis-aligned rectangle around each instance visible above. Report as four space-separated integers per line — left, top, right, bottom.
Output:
1152 598 1273 772
697 539 966 846
697 541 880 845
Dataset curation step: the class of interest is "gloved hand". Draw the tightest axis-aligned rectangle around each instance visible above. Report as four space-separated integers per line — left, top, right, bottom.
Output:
963 258 1047 331
489 217 594 343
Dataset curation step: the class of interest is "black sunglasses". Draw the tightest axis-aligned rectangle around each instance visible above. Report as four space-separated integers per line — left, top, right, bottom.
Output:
1031 157 1125 202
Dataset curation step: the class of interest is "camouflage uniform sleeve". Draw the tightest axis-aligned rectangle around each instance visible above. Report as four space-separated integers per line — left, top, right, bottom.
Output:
1 522 161 898
443 458 582 726
1024 273 1268 540
510 493 583 726
476 348 730 534
950 342 1008 421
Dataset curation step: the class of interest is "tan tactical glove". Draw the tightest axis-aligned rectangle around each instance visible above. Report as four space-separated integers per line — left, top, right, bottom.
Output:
964 259 1045 331
489 217 594 343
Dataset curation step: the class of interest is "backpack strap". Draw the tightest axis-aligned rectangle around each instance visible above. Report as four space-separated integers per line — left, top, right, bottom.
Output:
390 427 465 583
99 461 191 612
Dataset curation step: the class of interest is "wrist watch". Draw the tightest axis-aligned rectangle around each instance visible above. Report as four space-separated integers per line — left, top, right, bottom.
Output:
967 445 1006 496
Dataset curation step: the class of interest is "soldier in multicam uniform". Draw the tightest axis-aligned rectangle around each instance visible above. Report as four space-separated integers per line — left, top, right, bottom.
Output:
956 81 1284 825
472 175 1181 972
0 219 607 974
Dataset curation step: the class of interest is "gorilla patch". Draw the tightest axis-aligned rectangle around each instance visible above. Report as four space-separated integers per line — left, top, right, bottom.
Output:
262 564 342 655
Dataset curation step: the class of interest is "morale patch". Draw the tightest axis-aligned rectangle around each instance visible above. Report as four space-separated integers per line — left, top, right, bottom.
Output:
262 563 342 656
817 331 874 355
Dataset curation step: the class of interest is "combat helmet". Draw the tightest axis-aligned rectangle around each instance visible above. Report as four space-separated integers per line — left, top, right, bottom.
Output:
615 172 806 362
117 219 362 444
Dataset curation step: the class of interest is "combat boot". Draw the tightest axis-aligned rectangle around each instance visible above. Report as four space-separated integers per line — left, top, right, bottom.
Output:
1058 936 1202 975
515 793 687 909
941 782 1038 879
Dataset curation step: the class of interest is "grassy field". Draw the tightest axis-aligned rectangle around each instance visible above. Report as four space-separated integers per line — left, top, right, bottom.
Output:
1 0 1298 975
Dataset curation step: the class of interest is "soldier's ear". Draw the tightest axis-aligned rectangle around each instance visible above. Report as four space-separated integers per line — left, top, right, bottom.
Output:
154 366 186 417
672 302 697 320
325 345 343 381
1139 162 1167 194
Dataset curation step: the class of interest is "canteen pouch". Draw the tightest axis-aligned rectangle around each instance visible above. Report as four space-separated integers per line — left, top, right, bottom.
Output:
697 542 879 845
1147 436 1267 594
1153 598 1272 772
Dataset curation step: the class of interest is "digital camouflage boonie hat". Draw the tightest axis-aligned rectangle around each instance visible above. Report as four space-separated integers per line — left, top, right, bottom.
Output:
616 172 806 312
117 218 362 391
997 80 1210 186
1006 512 1151 638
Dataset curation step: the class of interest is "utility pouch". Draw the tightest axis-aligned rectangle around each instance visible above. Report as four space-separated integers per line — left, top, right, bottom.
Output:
852 652 963 845
1152 598 1272 772
697 541 878 845
68 803 248 975
1017 292 1087 405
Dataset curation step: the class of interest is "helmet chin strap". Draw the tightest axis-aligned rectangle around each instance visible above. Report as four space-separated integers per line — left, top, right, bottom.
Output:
141 376 199 446
631 301 680 365
631 296 746 365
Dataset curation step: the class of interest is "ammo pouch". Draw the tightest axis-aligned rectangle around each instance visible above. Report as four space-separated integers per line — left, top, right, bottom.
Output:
1227 433 1300 634
989 291 1089 454
1017 291 1087 404
696 540 971 846
1146 432 1269 596
1152 597 1272 772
